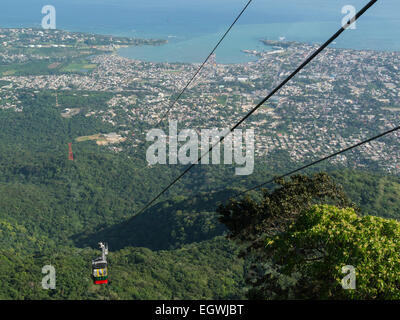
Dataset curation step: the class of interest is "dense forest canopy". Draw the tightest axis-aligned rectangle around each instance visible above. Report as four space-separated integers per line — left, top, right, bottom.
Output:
218 174 400 299
0 28 399 300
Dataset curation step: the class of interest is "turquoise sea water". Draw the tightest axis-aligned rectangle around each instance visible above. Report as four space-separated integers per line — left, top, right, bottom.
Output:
0 0 399 63
118 19 400 64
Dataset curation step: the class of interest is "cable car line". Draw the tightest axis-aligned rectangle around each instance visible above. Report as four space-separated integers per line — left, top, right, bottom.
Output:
230 124 400 200
89 2 254 271
135 0 378 216
131 0 252 160
151 0 253 129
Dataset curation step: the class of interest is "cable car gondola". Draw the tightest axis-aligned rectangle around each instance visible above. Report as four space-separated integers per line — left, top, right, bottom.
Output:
92 242 108 285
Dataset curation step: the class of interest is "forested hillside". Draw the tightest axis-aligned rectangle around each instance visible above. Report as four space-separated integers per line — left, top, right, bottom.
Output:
0 238 244 300
0 87 400 300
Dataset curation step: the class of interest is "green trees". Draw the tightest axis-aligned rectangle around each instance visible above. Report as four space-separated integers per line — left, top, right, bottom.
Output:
0 238 245 300
218 173 352 244
1 86 400 299
218 173 400 299
74 192 228 251
265 204 400 299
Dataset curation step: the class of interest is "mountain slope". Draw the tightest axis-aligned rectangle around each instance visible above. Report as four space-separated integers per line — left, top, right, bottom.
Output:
0 237 244 300
72 191 234 251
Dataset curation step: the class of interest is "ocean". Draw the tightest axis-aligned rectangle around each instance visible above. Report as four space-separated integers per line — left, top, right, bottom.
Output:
0 0 399 63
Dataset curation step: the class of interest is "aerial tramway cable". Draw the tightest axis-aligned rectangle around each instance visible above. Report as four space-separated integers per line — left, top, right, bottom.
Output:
132 0 253 163
230 124 400 200
132 0 253 152
156 0 253 125
136 0 378 216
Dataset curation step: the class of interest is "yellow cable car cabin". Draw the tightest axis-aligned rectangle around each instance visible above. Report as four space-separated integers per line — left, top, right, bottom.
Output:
92 242 108 285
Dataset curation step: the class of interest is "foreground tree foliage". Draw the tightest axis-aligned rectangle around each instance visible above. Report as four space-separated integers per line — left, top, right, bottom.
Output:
218 173 353 243
265 205 400 299
217 173 400 299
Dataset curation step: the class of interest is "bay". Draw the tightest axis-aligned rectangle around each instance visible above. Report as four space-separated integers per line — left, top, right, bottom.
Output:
0 0 399 63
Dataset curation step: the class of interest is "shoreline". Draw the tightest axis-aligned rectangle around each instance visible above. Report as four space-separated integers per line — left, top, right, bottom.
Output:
1 26 399 68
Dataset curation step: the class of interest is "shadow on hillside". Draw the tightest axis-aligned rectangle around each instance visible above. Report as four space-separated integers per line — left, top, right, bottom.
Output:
71 189 236 251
